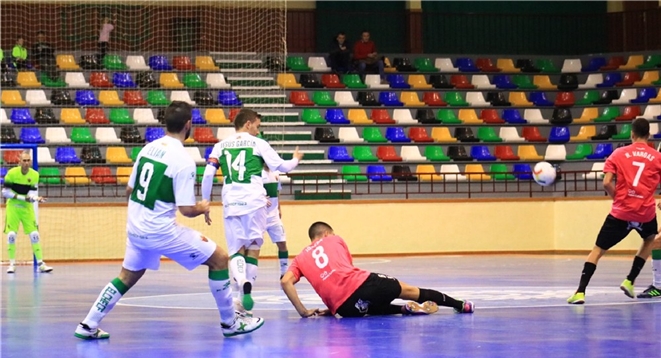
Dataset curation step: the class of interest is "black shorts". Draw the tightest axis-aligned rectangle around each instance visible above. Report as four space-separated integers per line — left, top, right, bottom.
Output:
335 273 402 318
595 214 658 250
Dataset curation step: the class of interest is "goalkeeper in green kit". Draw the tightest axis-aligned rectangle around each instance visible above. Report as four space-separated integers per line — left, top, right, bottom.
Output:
3 150 53 273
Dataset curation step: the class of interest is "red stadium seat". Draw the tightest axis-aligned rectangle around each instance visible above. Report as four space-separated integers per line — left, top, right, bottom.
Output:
616 72 641 86
91 167 117 184
615 106 641 121
480 109 505 124
495 145 520 160
554 92 575 107
123 91 147 105
409 127 434 143
229 108 241 122
321 74 345 89
422 92 447 106
476 58 501 72
85 108 110 124
376 146 402 161
600 56 625 71
90 72 113 88
3 150 21 164
290 91 314 106
370 109 396 124
450 75 474 89
172 56 196 71
522 127 547 142
193 128 218 143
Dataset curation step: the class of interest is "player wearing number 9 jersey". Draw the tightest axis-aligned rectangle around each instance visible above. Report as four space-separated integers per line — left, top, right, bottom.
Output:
568 118 661 304
202 109 303 312
281 222 474 318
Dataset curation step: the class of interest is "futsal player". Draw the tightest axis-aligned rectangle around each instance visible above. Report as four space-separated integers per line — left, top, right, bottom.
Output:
281 222 474 318
568 118 661 304
201 109 303 312
2 150 52 274
74 102 264 339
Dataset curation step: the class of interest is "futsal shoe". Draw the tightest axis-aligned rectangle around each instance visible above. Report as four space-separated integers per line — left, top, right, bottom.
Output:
567 292 585 304
6 265 15 274
74 323 110 340
404 301 439 315
234 298 253 317
620 279 635 298
39 262 53 273
221 315 264 337
454 300 475 313
637 285 661 299
242 282 254 311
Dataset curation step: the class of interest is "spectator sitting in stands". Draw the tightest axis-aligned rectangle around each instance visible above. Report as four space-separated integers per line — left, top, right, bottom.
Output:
32 31 55 69
353 30 386 83
12 37 29 69
329 32 352 74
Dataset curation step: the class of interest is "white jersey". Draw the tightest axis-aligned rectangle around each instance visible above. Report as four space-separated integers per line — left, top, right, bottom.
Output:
208 132 288 217
126 135 197 237
262 170 281 220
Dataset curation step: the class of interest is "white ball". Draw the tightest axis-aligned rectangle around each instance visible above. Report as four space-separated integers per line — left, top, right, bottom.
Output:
533 161 557 186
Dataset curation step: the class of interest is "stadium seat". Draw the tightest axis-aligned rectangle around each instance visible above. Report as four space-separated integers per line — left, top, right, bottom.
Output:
104 147 132 164
342 74 366 89
74 90 99 106
594 107 619 122
475 58 500 72
335 92 359 106
99 91 124 105
387 74 410 89
638 55 661 69
440 164 468 181
35 148 55 165
636 71 660 86
444 92 469 106
301 109 325 124
615 106 640 121
574 91 600 106
581 57 606 72
216 128 236 141
620 55 644 70
347 109 372 124
477 127 502 142
290 91 314 106
363 74 388 89
321 74 345 89
38 74 66 88
409 128 434 143
465 92 490 106
561 59 582 73
56 54 80 70
371 109 395 124
571 125 596 141
592 124 617 140
114 167 132 185
566 143 593 160
218 91 242 106
651 91 661 103
554 92 575 107
2 90 26 105
509 92 533 106
471 75 496 89
173 56 195 71
548 127 570 143
408 75 432 89
2 150 22 165
392 109 416 124
1 127 18 143
415 165 442 182
435 58 458 72
502 109 526 124
398 92 423 107
465 164 491 181
103 55 127 70
486 92 511 106
126 55 150 70
144 127 165 143
325 109 350 124
535 58 560 73
81 146 105 164
23 91 49 107
493 75 517 89
480 109 504 124
341 165 368 182
582 162 605 180
111 73 135 88
597 73 622 88
377 146 402 161
328 146 354 162
572 108 597 123
195 56 218 70
45 127 71 144
307 57 330 72
90 72 113 87
149 55 173 70
511 75 537 89
586 143 613 159
55 147 81 163
120 127 143 144
0 109 8 125
422 146 449 162
200 109 227 126
9 109 34 124
522 127 546 142
376 92 401 106
517 145 543 161
616 72 641 86
494 145 519 160
455 58 479 72
431 127 457 142
95 128 121 144
642 105 661 120
70 127 96 144
83 108 109 124
612 123 632 139
469 146 495 161
429 74 454 89
521 109 545 124
206 73 231 89
91 167 117 184
631 87 658 104
339 128 364 143
496 58 519 72
458 109 481 124
362 127 388 143
19 128 44 144
488 164 514 181
558 74 579 91
277 73 302 89
450 75 474 89
136 72 159 88
578 74 603 89
300 74 324 88
510 163 532 180
287 56 310 71
63 72 89 88
366 165 392 181
314 128 339 143
122 90 147 106
16 72 41 87
109 108 134 124
414 58 437 72
160 73 185 88
533 75 555 90
423 92 446 106
64 167 90 185
385 127 411 143
170 91 195 104
190 108 206 125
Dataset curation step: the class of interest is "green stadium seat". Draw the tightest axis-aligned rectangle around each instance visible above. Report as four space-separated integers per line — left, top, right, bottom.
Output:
535 59 560 73
40 74 67 88
39 167 62 184
70 127 96 144
477 127 503 142
611 123 631 139
301 109 326 124
437 109 462 124
341 165 368 182
575 90 600 105
638 55 661 69
196 166 218 183
511 75 537 89
103 55 128 70
443 92 469 106
362 127 388 143
653 78 661 86
414 58 437 72
109 108 134 124
490 164 515 181
342 74 367 89
352 146 378 162
183 73 207 88
147 90 171 105
312 91 337 106
566 143 593 160
287 56 311 71
424 146 451 161
130 147 142 161
594 107 619 122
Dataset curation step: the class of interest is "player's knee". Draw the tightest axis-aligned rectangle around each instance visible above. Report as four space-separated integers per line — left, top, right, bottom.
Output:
207 248 229 270
7 232 17 244
28 231 40 244
277 242 288 251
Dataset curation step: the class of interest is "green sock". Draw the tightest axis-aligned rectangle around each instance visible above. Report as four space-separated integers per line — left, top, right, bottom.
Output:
278 251 289 276
7 243 16 262
31 243 43 262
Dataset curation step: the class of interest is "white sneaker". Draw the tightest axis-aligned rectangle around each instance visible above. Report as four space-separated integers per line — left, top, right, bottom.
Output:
221 315 264 337
74 323 110 340
404 301 439 315
234 298 252 317
7 265 15 274
39 262 53 273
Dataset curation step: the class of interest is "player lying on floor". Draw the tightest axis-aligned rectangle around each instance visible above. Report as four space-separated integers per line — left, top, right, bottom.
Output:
280 222 474 317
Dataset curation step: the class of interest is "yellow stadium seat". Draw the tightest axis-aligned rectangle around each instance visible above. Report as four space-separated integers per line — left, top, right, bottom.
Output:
650 90 661 104
416 165 442 182
407 75 432 89
205 109 230 124
400 92 425 106
159 73 185 88
518 145 544 161
2 90 26 105
383 57 397 73
465 164 491 181
61 108 85 124
574 108 598 123
458 109 482 124
348 109 372 124
195 56 219 70
431 127 457 142
65 167 90 185
571 126 596 141
56 54 80 70
184 137 195 144
636 71 660 86
106 147 133 164
116 167 133 185
620 55 644 70
496 58 520 72
17 72 42 87
533 75 555 90
277 74 302 89
99 90 124 105
508 92 533 106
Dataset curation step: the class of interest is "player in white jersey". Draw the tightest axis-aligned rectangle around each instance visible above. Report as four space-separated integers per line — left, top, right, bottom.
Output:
74 102 264 340
262 165 289 278
202 109 303 312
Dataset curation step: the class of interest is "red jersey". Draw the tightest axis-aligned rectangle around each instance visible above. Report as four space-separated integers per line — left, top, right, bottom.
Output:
604 143 661 222
288 235 370 314
353 40 376 60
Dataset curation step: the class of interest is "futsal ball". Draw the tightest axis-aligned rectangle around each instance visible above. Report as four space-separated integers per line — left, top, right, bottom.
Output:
532 161 557 186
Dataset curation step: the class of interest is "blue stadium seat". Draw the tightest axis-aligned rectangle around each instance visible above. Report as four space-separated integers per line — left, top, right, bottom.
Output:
502 109 527 124
513 164 533 180
596 73 622 88
55 147 81 164
325 109 350 124
455 58 479 72
191 108 206 124
379 92 404 106
493 75 518 89
0 167 7 185
470 146 496 161
581 57 606 72
387 75 411 89
20 128 45 144
548 126 570 143
529 92 554 106
367 165 392 181
112 73 137 88
218 91 242 106
586 143 613 159
385 127 411 143
149 55 173 70
204 147 213 160
328 146 354 162
75 90 100 106
10 109 35 124
145 127 166 142
630 87 658 104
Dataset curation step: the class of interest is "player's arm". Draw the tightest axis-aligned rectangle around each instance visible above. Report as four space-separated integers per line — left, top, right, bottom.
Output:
280 271 322 318
2 180 43 203
174 165 210 218
259 142 303 173
201 146 220 202
603 172 616 200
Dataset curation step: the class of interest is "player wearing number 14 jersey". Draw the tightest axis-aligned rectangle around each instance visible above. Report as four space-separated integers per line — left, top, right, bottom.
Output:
568 118 661 304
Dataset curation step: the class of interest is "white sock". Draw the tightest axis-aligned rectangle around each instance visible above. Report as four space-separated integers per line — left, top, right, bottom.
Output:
208 270 235 326
653 257 661 288
9 259 15 266
246 259 258 287
82 278 128 329
229 254 247 287
278 251 289 277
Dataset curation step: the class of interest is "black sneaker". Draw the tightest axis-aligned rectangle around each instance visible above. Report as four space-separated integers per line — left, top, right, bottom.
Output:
637 285 661 299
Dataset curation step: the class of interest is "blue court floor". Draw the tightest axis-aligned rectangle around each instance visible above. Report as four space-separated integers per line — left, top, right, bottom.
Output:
2 255 661 358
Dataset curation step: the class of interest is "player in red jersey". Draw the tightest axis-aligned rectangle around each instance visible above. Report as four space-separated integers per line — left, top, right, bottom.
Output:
280 222 474 317
568 118 661 304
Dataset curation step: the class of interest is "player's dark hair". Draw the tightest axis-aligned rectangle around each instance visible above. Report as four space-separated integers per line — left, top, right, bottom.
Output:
234 108 260 130
164 101 192 133
632 117 650 139
308 222 333 240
